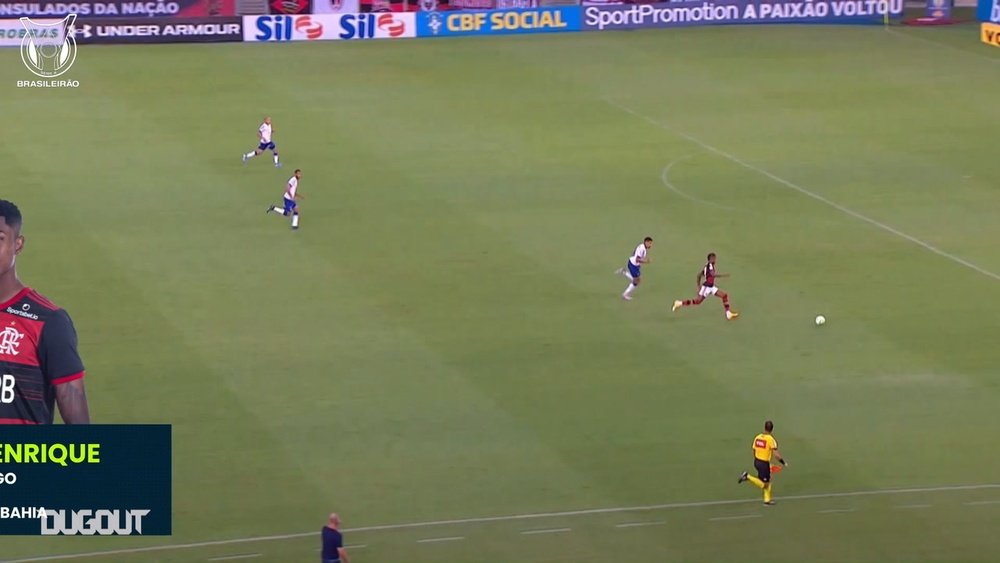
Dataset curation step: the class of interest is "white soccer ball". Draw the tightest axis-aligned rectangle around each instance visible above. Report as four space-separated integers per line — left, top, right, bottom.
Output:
815 315 826 326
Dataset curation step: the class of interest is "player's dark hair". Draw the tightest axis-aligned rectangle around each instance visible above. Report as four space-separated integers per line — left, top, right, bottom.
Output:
644 237 653 243
764 420 774 432
707 252 716 260
294 169 302 174
0 200 22 232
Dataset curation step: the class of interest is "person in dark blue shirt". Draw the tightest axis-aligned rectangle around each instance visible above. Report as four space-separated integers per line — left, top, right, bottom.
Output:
321 513 350 563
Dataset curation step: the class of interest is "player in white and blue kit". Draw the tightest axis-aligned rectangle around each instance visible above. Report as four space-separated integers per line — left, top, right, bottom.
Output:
616 237 653 300
242 116 281 168
266 169 302 230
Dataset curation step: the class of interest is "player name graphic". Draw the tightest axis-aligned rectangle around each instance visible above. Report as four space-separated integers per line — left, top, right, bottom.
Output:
1 506 45 519
41 508 151 535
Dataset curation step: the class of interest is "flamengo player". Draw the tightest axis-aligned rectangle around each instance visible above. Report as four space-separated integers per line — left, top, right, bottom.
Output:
266 169 303 230
242 116 282 168
616 237 653 301
0 200 89 424
672 252 739 320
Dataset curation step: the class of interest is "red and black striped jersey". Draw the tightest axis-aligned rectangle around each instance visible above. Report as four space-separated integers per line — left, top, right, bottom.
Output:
0 287 85 424
702 262 716 287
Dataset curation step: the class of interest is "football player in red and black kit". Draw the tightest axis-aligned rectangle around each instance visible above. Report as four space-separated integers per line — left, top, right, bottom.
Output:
0 200 89 424
672 252 739 321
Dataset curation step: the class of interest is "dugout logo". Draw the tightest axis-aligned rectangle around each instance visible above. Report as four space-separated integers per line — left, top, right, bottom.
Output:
41 509 151 536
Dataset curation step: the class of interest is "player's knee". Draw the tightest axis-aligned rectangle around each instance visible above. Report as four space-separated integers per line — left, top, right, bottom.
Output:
718 291 727 299
633 278 641 285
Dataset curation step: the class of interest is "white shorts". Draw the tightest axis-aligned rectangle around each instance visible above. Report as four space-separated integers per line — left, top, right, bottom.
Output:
698 285 719 298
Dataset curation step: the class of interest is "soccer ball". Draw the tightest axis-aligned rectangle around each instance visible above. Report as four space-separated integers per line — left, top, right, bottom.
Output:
815 315 826 326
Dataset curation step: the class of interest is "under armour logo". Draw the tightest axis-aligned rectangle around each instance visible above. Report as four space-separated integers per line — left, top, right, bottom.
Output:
0 327 24 356
73 24 92 39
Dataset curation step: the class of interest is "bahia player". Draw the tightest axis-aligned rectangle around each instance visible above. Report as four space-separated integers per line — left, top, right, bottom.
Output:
672 252 739 320
242 116 282 168
616 237 652 301
266 169 303 230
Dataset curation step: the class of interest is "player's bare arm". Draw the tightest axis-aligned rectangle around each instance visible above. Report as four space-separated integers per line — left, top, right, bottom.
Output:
773 448 786 465
55 378 90 424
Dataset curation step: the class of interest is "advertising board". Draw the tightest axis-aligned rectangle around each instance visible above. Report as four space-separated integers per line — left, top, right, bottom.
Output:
0 0 235 18
416 6 581 37
72 16 241 43
582 0 904 31
0 17 64 46
977 0 999 21
244 12 415 41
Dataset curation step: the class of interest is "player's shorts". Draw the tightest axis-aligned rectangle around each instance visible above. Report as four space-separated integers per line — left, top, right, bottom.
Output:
754 458 771 483
283 197 297 214
698 285 719 298
627 262 641 278
258 141 276 151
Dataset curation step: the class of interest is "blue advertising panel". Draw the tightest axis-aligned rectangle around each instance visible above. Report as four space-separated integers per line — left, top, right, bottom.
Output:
417 6 581 37
0 425 171 536
582 0 903 31
925 0 950 18
979 0 999 22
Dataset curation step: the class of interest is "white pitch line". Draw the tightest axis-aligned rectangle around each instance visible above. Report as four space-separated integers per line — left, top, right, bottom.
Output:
207 555 261 562
416 536 464 544
606 98 1000 284
964 500 1000 506
709 514 761 522
616 521 666 528
896 504 933 509
817 508 857 514
521 528 572 535
6 483 999 562
660 157 741 212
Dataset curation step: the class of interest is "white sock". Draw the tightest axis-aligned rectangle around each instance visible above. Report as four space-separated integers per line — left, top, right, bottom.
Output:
244 151 256 159
273 154 279 165
624 283 636 296
272 206 283 213
291 214 299 228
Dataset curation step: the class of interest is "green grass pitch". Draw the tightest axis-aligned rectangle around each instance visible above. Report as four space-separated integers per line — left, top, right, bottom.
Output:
3 21 1000 562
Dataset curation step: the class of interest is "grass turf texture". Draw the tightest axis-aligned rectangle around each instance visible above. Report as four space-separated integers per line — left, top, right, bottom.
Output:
3 21 1000 562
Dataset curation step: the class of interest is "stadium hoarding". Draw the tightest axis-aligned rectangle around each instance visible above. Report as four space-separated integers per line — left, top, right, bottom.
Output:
71 16 242 43
415 6 581 37
0 17 65 46
983 21 1000 46
0 0 236 18
978 0 999 21
0 424 171 536
582 0 903 30
312 0 361 13
243 12 415 41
